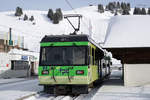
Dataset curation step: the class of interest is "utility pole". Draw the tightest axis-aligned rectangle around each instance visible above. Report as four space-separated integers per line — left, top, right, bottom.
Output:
9 28 13 46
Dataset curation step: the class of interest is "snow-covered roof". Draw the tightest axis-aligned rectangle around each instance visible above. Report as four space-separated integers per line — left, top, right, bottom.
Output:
104 15 150 48
9 49 39 59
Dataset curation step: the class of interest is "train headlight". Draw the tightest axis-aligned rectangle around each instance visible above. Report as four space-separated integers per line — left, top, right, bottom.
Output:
42 70 49 75
76 70 84 75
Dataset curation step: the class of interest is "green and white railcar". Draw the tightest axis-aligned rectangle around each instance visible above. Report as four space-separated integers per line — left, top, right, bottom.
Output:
38 34 110 94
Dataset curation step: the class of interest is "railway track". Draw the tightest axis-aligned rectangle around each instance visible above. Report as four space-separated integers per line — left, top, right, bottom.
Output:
17 91 76 100
18 86 100 100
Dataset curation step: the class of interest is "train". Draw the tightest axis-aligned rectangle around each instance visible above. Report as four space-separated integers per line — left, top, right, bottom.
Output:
38 34 111 94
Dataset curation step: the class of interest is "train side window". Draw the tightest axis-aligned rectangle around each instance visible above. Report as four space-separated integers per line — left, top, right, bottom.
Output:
41 48 46 61
88 47 90 65
92 48 95 65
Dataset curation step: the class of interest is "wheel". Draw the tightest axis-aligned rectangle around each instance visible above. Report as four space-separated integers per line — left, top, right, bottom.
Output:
72 85 88 94
44 85 54 94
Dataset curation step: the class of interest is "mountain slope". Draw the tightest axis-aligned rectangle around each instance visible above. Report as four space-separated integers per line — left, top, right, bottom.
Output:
0 6 113 52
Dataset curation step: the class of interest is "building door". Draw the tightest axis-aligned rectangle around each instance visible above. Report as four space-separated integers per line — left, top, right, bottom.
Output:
31 62 34 76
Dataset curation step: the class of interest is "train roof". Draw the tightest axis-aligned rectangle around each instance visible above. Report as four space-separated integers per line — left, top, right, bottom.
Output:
41 34 88 42
41 34 104 51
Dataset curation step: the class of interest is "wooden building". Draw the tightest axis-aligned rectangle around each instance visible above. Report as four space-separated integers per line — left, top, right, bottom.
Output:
103 16 150 86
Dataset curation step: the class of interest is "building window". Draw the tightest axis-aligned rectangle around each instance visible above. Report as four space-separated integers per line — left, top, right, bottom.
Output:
11 61 29 70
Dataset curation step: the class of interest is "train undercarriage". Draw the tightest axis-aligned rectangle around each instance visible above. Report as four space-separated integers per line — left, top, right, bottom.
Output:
43 84 89 95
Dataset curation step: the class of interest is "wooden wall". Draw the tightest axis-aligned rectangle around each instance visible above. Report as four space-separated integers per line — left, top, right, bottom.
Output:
106 48 150 64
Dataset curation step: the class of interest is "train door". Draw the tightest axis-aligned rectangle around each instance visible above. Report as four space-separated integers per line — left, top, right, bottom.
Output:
88 45 95 65
88 45 97 82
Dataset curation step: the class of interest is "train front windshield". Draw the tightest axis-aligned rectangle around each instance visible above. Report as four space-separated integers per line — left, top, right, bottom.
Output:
40 47 87 66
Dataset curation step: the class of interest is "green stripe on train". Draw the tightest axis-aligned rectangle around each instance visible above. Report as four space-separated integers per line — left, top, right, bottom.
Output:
38 66 88 76
40 41 88 47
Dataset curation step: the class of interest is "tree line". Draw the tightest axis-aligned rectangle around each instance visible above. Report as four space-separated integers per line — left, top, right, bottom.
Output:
97 2 150 15
15 7 34 22
14 7 63 24
98 2 131 15
47 8 63 24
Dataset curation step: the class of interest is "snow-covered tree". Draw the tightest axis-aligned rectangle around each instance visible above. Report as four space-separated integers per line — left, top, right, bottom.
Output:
47 9 54 20
122 9 130 15
56 8 63 21
53 13 59 24
117 2 121 9
108 2 114 11
148 8 150 15
141 8 146 15
29 16 34 21
127 3 131 11
105 5 109 11
15 7 23 16
133 7 141 15
98 4 104 13
23 14 28 21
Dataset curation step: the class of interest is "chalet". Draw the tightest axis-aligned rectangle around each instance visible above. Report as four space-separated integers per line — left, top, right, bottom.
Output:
103 15 150 86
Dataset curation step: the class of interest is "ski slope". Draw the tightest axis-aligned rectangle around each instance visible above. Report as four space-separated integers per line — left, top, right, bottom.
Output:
0 6 113 52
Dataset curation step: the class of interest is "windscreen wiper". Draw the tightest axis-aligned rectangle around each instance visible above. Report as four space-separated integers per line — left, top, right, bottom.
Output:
52 66 56 82
67 67 73 82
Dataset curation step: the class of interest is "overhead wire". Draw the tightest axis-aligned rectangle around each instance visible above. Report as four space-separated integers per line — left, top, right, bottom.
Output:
64 0 93 36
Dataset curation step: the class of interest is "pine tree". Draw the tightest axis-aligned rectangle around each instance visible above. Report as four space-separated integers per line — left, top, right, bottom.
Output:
141 8 146 15
124 3 127 10
23 14 28 21
137 8 142 14
47 9 54 20
112 2 117 9
121 2 127 10
117 2 121 9
121 2 124 10
133 7 141 15
53 13 59 24
105 5 109 11
29 16 34 21
15 7 23 16
98 4 104 13
56 8 63 21
133 7 137 15
122 9 130 15
127 3 131 11
108 2 114 11
148 8 150 15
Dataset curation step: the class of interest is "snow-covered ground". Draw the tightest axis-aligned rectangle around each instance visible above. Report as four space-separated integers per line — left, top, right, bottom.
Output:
0 5 150 100
85 70 150 100
0 79 42 100
0 78 27 84
3 70 147 100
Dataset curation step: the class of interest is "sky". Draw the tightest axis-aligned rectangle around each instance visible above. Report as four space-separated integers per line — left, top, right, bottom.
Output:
0 0 150 11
